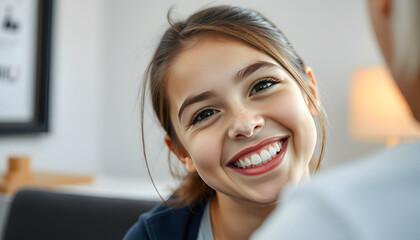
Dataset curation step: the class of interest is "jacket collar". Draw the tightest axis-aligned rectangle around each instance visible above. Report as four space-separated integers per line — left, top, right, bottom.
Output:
147 200 207 240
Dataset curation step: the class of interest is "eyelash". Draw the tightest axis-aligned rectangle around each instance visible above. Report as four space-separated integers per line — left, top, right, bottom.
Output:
188 77 280 127
249 77 280 96
189 107 219 127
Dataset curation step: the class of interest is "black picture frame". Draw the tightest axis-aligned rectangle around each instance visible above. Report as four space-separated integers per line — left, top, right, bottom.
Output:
0 0 52 134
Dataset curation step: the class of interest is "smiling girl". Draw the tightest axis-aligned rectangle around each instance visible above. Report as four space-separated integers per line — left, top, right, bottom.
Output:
124 5 326 240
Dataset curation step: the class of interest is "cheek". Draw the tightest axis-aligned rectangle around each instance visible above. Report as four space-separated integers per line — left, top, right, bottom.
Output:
266 92 317 155
187 131 227 190
267 91 312 128
188 131 223 170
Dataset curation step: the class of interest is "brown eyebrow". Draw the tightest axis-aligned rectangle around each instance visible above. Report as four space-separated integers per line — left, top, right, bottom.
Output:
178 91 215 120
177 61 279 120
235 61 278 83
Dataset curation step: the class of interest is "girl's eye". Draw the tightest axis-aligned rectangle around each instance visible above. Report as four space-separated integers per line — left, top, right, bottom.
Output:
190 108 218 126
250 78 279 96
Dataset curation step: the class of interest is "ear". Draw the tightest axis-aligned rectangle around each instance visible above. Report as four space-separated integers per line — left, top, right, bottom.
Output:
164 135 196 173
304 66 319 117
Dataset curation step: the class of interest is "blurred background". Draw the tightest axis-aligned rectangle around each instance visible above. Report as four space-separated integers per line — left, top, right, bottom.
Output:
0 0 387 192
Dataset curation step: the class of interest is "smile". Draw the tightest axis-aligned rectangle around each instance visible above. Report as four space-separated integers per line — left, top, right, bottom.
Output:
233 140 283 168
228 137 289 176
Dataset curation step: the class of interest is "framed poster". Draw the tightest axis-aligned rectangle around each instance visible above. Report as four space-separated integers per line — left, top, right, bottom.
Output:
0 0 52 134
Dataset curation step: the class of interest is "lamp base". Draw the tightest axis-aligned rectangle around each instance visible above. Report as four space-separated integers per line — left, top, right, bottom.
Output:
386 137 400 148
0 156 93 195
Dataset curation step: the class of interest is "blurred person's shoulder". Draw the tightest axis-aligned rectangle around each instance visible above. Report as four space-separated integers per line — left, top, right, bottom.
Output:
279 141 420 239
300 141 420 193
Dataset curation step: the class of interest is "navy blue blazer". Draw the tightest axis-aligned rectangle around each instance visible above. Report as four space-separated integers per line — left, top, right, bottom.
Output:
123 200 206 240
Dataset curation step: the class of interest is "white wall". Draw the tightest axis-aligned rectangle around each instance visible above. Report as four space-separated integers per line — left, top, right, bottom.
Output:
0 0 386 186
0 0 104 174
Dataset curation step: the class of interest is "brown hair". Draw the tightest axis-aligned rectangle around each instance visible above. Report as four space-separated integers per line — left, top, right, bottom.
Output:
140 5 326 207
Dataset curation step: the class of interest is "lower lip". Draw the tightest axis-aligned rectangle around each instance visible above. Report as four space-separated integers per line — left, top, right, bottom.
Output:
228 138 289 176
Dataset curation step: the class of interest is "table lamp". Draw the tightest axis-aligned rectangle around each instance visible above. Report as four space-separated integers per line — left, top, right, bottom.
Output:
349 67 420 148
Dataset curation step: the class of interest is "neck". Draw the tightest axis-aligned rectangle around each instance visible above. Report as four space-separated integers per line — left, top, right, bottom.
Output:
210 193 276 240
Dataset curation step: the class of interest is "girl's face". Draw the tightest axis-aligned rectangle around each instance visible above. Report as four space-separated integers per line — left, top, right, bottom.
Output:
166 34 317 205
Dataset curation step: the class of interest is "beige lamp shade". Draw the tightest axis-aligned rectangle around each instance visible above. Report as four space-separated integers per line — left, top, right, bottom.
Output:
349 67 420 147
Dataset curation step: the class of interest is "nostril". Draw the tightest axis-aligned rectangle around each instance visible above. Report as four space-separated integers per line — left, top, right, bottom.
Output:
228 113 264 139
236 131 251 138
254 122 263 131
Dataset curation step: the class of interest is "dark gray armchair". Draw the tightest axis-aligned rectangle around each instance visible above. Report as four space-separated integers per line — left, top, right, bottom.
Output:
2 189 159 240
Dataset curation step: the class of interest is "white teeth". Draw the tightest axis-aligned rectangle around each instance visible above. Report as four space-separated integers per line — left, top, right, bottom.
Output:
233 139 286 169
269 146 276 156
251 154 262 166
274 142 280 152
245 158 252 168
260 150 271 164
239 159 246 168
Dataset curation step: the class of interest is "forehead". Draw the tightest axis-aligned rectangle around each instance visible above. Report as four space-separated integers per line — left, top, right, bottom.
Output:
170 33 270 76
166 34 278 103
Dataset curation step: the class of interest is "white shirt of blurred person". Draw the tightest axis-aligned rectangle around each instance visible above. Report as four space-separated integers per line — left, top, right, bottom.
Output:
252 0 420 239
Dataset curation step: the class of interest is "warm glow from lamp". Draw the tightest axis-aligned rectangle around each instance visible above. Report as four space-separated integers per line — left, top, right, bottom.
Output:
349 67 420 148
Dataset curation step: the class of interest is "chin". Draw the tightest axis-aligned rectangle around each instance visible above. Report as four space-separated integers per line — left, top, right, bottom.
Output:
252 193 281 206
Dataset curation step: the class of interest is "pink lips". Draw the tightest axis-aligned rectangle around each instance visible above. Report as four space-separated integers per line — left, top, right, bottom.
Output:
227 137 289 176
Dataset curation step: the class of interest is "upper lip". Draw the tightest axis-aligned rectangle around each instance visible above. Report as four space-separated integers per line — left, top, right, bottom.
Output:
227 136 288 166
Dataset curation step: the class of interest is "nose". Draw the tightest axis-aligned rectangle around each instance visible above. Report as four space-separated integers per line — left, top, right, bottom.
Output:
228 105 264 139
